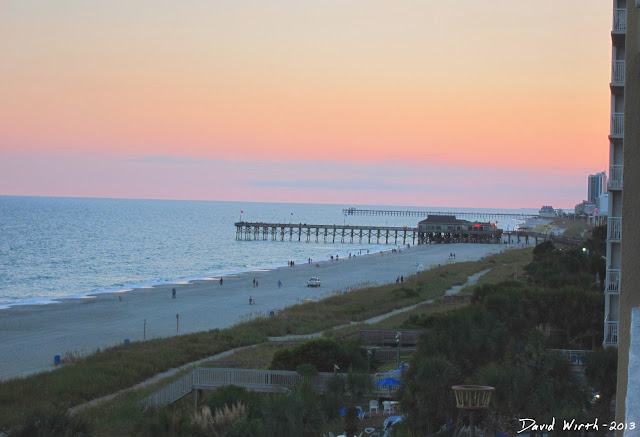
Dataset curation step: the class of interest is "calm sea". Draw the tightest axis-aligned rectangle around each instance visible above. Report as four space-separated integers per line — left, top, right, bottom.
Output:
0 196 536 309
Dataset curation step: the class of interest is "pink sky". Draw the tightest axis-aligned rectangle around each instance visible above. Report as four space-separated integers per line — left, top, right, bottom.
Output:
0 1 612 208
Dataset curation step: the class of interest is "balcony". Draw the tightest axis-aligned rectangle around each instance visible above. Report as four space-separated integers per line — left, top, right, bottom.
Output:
613 8 626 33
604 321 618 346
608 217 622 242
609 164 623 190
605 268 620 294
611 60 625 86
610 113 624 138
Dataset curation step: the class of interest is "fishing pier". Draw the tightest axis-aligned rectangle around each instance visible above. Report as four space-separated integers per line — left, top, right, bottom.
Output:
342 208 537 220
235 221 420 245
235 220 580 247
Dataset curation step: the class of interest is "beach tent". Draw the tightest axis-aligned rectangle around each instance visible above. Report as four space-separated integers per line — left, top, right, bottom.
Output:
387 363 409 378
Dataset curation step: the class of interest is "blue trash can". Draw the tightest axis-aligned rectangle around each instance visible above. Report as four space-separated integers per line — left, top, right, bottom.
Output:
53 355 61 365
269 311 275 317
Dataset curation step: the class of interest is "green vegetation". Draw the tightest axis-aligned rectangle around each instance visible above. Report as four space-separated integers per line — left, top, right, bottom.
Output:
399 229 615 436
269 338 367 372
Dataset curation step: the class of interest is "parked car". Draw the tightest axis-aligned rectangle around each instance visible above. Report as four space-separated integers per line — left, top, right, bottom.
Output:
307 277 321 287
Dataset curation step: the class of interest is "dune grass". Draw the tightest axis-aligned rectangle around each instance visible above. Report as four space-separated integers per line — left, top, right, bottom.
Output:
0 247 532 431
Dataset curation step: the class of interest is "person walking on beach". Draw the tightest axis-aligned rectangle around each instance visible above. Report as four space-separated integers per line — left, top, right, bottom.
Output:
255 280 259 287
253 278 256 288
172 288 176 299
219 278 223 286
277 280 282 288
400 276 404 283
249 295 253 305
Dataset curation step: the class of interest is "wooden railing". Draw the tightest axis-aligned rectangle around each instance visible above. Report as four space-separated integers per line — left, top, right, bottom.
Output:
142 371 195 408
140 367 401 409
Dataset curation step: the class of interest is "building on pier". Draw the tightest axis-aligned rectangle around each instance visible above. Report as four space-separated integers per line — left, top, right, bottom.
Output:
417 215 502 244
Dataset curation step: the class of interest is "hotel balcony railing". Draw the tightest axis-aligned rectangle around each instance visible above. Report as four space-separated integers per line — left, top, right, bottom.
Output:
608 217 622 242
613 8 626 33
604 321 618 346
605 268 620 294
609 164 623 190
611 113 624 138
612 60 625 86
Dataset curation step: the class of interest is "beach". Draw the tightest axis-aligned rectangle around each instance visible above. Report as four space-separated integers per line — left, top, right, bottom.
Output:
0 243 516 381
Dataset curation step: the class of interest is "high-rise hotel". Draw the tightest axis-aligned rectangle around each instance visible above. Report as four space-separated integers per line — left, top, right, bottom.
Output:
608 0 640 427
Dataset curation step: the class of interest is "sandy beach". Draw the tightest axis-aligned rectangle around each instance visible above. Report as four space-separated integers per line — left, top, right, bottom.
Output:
0 243 521 381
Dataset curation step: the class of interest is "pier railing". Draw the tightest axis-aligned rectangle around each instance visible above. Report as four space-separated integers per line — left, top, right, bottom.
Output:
342 208 537 220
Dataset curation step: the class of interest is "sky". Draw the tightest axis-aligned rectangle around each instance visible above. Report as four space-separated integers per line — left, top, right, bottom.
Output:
0 1 613 209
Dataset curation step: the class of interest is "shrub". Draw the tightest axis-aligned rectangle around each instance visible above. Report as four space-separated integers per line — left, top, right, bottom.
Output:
11 410 94 437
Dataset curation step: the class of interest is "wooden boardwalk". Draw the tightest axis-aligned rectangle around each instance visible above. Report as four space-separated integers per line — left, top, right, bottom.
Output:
343 208 537 220
140 367 401 409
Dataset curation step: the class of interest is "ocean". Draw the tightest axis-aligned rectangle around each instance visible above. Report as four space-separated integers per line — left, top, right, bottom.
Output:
0 196 536 309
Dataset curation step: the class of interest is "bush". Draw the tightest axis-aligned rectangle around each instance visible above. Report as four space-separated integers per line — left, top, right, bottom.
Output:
11 410 94 437
269 338 367 372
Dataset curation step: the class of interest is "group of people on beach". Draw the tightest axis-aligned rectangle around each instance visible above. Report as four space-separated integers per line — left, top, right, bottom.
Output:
448 252 456 260
395 276 404 284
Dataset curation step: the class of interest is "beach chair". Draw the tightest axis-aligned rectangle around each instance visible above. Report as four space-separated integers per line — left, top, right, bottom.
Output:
369 400 379 415
356 406 366 420
382 400 392 415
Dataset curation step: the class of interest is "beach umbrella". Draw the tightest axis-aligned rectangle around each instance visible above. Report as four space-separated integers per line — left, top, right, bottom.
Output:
377 377 404 386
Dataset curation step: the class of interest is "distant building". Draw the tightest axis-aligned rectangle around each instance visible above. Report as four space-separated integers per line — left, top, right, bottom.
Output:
587 171 607 203
417 215 502 244
574 200 596 217
538 205 557 217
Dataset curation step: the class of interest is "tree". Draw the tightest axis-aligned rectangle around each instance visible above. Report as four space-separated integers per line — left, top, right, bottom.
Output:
584 348 618 422
401 356 459 434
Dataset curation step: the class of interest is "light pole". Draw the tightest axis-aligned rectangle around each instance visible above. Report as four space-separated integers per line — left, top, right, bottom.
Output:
367 350 372 375
395 332 402 368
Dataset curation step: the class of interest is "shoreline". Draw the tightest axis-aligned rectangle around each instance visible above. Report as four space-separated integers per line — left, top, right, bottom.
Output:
0 242 532 381
0 245 391 311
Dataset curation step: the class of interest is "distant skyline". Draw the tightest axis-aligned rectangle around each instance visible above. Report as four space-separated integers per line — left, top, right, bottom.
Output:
0 1 611 208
